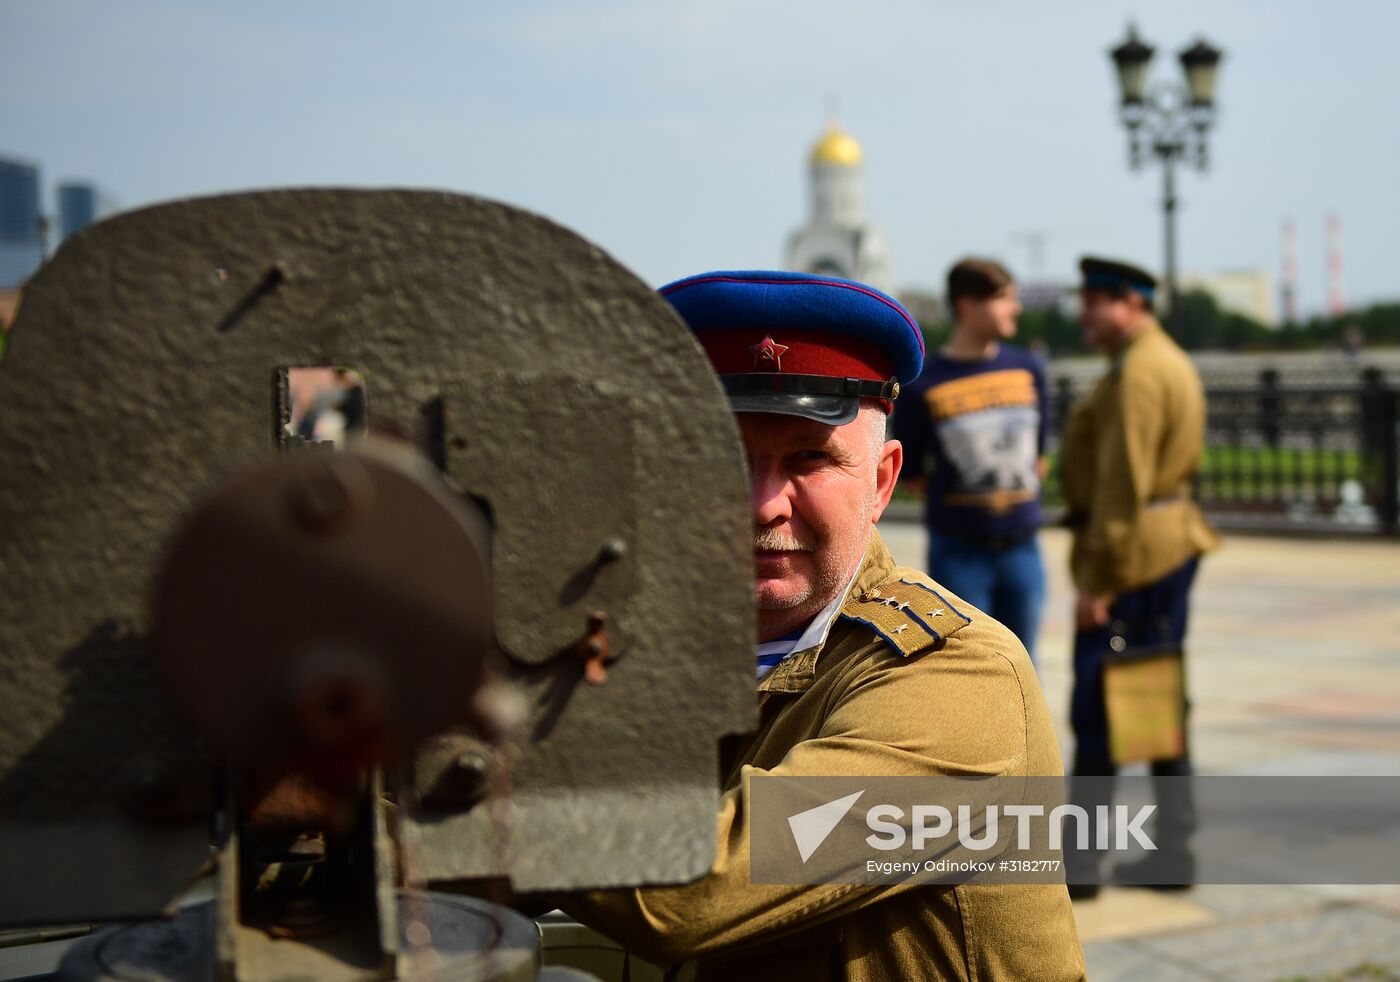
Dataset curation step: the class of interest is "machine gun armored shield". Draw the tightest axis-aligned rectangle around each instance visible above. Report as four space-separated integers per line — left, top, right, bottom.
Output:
0 190 756 981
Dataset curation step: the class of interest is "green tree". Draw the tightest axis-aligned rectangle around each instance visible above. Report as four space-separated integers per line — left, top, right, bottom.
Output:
1018 306 1087 356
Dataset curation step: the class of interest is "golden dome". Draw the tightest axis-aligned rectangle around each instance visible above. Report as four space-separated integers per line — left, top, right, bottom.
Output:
810 125 863 167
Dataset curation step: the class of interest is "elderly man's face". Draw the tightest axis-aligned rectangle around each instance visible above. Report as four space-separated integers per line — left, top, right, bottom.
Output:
739 407 902 642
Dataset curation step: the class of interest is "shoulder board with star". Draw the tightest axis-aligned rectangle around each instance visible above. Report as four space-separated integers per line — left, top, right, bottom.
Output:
840 578 973 657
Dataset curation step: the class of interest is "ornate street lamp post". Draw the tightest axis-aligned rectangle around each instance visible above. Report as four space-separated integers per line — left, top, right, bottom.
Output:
1109 25 1223 332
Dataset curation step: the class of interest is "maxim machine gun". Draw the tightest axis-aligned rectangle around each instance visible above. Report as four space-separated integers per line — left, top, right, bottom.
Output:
0 191 756 981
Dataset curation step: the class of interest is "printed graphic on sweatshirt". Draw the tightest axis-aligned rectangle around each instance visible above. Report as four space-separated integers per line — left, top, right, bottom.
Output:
923 368 1040 515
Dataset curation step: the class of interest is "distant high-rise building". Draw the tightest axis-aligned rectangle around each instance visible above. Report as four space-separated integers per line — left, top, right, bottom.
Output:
0 159 40 244
784 120 892 292
1181 269 1278 326
0 158 43 289
58 182 97 240
1018 281 1079 315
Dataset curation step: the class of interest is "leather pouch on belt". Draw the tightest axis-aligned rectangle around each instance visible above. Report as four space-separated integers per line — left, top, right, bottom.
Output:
1104 645 1186 766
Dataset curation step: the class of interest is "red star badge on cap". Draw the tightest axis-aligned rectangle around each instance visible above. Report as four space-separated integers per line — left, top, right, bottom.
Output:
749 336 789 371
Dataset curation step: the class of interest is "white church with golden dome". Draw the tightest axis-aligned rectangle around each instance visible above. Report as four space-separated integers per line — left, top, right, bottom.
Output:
784 121 893 292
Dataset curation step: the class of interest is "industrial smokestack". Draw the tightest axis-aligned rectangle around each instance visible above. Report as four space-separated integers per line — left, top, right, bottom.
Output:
1326 212 1344 318
1281 217 1299 324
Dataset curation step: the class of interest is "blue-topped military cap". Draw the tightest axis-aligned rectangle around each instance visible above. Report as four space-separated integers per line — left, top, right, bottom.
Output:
659 270 924 425
1079 256 1157 303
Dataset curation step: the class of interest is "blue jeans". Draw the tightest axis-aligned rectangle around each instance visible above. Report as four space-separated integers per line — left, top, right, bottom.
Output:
927 531 1045 662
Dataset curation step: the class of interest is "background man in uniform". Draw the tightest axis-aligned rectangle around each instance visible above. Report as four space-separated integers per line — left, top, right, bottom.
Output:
1060 257 1221 895
894 257 1050 661
558 270 1085 980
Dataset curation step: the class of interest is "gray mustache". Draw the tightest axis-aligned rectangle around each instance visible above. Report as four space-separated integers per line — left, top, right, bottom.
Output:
754 528 815 553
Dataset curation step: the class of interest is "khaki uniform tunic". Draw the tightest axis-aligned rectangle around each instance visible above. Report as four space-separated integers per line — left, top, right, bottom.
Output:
1061 320 1221 598
560 530 1086 981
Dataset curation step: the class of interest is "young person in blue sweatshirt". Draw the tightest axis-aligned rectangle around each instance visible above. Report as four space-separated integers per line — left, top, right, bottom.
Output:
893 257 1049 661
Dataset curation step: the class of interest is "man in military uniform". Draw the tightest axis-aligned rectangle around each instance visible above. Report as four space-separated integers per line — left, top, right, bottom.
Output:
1060 258 1220 895
559 271 1085 980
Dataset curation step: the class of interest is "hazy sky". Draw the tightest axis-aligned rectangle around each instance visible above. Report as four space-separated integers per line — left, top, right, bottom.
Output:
3 0 1396 315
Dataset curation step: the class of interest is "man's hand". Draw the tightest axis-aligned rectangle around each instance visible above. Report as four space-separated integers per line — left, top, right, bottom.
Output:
1074 591 1111 630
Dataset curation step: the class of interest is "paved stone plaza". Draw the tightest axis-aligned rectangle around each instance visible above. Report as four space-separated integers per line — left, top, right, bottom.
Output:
879 521 1400 980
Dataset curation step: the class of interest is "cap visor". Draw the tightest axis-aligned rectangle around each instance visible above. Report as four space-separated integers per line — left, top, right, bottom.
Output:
726 391 860 425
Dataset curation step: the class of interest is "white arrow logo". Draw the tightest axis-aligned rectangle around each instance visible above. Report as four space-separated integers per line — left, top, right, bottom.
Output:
787 790 864 863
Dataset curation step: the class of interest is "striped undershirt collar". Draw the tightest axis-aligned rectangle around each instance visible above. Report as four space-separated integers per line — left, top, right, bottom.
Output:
755 567 861 680
756 631 803 678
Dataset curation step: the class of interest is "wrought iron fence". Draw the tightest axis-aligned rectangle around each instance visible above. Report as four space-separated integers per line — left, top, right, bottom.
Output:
1045 367 1400 535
